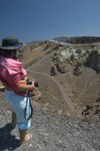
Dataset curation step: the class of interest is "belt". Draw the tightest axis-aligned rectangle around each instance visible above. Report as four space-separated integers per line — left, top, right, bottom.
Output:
5 87 13 91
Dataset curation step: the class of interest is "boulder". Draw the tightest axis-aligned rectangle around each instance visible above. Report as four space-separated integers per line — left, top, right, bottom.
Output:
56 47 100 75
84 50 100 73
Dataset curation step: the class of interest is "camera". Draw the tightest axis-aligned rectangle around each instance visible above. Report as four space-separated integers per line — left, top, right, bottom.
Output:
27 80 38 87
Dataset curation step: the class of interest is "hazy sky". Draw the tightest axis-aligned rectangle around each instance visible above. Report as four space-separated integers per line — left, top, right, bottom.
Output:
0 0 100 43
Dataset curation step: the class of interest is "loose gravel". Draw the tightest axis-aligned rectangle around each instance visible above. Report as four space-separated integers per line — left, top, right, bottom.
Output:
0 94 100 151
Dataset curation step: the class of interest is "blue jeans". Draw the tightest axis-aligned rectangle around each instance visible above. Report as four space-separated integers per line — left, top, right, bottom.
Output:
5 90 31 129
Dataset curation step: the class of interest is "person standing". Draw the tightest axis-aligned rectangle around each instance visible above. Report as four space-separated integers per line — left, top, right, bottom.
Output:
0 36 35 145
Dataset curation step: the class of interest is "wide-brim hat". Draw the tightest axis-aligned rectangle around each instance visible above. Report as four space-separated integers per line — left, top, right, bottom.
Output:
0 36 23 50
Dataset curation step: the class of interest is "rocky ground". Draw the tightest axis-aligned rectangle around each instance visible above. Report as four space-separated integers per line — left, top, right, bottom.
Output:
1 92 100 151
1 40 100 150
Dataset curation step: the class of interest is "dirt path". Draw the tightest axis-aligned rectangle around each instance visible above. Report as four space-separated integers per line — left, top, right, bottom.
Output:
26 50 82 117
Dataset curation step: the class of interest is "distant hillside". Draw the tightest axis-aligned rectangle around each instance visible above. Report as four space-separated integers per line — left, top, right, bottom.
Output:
18 40 62 68
67 36 100 44
53 36 72 42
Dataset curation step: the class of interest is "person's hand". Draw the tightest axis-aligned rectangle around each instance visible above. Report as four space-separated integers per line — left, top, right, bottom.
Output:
18 78 36 92
24 77 29 84
30 81 36 91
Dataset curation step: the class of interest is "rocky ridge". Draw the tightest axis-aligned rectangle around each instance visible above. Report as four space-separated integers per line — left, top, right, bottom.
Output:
67 36 100 44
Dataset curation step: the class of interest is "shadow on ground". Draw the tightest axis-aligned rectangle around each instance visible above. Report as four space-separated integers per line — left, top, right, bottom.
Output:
0 123 20 150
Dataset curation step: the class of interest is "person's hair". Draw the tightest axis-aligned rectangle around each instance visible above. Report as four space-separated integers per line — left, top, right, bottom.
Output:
0 49 14 57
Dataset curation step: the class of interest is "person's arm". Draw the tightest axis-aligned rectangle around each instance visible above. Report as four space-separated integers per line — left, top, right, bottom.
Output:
20 77 29 84
17 78 35 91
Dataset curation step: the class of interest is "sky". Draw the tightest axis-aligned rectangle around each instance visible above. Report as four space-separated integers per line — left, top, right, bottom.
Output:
0 0 100 43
